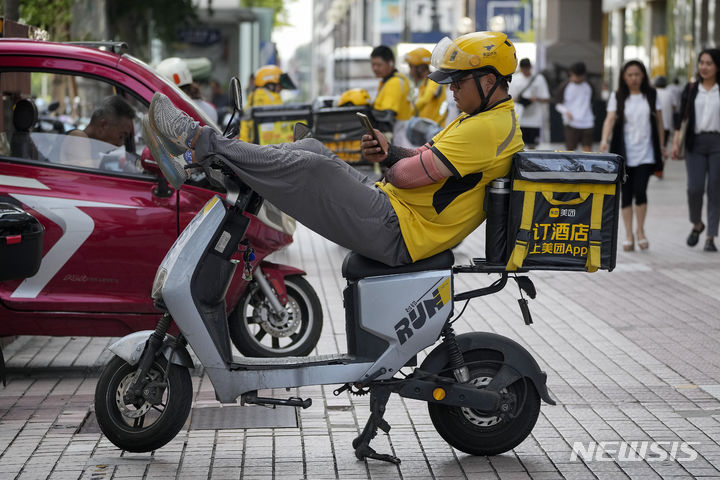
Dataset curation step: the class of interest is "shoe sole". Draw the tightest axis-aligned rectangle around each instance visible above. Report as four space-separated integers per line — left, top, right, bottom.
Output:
141 115 188 190
148 92 194 155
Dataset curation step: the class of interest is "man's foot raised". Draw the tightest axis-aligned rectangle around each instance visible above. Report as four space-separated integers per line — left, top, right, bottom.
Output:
148 92 200 153
142 115 190 190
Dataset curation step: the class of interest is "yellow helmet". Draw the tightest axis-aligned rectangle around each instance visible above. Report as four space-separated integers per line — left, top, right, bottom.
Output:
428 31 517 84
405 47 432 66
254 65 283 87
337 88 371 107
254 64 297 90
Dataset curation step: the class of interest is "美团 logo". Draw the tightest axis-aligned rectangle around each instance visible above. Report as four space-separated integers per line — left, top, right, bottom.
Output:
570 441 698 462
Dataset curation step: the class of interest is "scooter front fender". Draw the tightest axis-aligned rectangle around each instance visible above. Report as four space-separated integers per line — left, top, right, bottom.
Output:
109 330 195 369
420 331 556 405
259 261 306 305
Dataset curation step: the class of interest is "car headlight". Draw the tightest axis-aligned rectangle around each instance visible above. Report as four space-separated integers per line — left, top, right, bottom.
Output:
151 267 168 300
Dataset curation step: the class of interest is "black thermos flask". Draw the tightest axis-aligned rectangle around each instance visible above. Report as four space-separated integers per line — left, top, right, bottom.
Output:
485 177 511 264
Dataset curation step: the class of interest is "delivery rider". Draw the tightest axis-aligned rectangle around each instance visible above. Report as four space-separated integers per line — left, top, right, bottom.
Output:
361 31 524 261
405 47 447 126
239 65 297 143
370 46 414 148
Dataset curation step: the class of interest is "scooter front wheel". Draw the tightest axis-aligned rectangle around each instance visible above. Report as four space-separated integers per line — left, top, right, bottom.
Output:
229 275 323 357
94 355 192 452
428 349 541 456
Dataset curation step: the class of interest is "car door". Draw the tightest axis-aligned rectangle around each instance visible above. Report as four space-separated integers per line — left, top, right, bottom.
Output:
0 69 179 314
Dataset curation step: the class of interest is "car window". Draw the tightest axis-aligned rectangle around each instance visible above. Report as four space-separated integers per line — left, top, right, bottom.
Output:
0 71 150 176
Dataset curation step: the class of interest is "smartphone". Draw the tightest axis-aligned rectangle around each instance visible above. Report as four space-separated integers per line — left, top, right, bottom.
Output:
356 112 386 155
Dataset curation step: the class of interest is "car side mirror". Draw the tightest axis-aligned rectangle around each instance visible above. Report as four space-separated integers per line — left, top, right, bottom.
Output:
140 147 173 197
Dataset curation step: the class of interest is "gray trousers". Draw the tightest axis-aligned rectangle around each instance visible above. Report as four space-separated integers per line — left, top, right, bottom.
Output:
686 133 720 237
194 127 412 266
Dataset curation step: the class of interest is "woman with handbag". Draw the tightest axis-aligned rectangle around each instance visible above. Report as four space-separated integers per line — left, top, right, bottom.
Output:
600 60 664 251
671 49 720 252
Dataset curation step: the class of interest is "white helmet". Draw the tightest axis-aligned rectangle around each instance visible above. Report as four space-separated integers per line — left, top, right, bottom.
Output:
156 57 193 87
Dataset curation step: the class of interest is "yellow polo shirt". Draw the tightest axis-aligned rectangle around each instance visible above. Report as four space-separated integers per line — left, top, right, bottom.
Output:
378 99 523 261
415 78 447 125
373 71 413 121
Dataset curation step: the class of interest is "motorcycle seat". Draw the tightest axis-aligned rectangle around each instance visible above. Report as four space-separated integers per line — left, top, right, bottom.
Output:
341 250 454 281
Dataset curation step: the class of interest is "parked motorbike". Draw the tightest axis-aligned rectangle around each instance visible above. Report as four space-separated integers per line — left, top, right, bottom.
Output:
213 81 323 358
93 78 555 463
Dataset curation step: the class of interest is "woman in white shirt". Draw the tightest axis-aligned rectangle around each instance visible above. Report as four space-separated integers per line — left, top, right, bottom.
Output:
600 60 664 252
671 48 720 252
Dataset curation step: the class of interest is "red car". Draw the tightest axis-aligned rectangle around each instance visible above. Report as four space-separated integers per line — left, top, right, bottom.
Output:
0 39 322 357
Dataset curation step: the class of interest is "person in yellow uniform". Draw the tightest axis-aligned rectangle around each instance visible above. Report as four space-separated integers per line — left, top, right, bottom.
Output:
143 31 522 267
405 47 447 126
370 46 414 148
239 64 296 143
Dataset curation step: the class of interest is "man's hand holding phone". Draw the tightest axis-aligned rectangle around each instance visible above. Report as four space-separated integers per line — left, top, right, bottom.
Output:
358 112 388 163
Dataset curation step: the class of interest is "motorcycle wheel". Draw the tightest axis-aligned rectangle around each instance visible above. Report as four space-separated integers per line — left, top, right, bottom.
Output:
427 349 541 456
94 355 192 452
229 275 323 357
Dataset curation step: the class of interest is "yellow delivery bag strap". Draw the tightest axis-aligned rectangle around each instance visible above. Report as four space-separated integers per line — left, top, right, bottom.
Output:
585 192 605 272
506 190 536 271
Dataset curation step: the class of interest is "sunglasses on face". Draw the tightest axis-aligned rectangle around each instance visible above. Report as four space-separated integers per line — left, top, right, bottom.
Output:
451 76 474 90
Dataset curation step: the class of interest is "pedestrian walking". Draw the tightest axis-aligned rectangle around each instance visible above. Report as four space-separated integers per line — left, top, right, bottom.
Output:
671 48 720 252
654 76 676 148
653 76 677 178
600 60 664 251
509 58 550 148
554 62 595 152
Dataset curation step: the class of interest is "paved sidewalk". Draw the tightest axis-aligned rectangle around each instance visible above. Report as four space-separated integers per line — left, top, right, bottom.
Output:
2 156 720 479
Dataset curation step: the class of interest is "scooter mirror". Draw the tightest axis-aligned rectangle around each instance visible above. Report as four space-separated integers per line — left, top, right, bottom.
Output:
230 77 242 113
223 77 243 138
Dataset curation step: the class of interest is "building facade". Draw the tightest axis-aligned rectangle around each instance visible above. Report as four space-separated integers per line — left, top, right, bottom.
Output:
603 0 720 89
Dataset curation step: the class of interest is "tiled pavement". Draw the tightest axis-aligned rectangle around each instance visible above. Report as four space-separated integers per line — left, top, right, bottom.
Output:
2 155 720 479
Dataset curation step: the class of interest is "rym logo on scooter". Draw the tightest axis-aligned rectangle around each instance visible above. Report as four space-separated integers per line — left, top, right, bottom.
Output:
394 277 451 345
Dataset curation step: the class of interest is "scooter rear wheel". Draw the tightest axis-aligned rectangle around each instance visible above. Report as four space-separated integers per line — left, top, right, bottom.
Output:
229 275 323 357
94 355 192 452
427 349 541 456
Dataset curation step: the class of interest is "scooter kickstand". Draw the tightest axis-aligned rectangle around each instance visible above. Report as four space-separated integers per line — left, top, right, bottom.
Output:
352 386 401 465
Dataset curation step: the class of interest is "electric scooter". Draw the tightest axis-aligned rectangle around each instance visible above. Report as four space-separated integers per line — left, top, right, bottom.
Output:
93 79 555 463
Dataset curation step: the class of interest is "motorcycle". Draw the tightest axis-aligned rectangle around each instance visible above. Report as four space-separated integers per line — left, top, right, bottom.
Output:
93 78 555 463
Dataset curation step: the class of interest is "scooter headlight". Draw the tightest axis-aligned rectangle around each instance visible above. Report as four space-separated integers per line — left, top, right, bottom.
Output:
151 267 168 300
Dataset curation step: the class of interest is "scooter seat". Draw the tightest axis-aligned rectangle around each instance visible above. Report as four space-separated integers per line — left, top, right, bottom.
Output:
341 250 454 281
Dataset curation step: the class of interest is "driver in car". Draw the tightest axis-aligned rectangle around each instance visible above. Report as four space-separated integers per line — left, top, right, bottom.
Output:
142 32 524 266
60 95 135 167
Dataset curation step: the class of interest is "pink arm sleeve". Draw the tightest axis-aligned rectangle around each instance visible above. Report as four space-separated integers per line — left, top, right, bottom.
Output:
385 149 447 188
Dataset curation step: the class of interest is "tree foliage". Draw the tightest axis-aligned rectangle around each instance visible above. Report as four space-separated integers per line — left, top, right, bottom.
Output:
239 0 293 27
107 0 197 47
2 0 198 57
15 0 74 40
